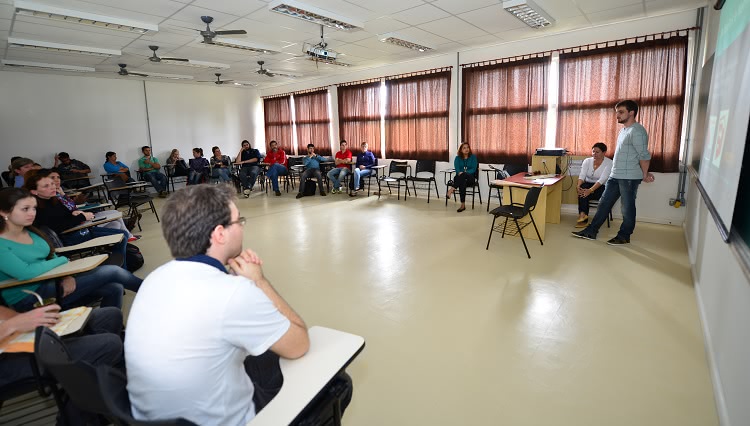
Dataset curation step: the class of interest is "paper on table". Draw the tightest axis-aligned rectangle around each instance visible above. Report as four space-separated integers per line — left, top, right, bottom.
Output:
0 306 92 353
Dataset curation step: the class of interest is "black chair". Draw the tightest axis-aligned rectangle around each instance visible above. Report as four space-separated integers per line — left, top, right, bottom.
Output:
408 160 439 203
588 198 613 228
263 165 292 194
1 171 13 187
287 157 304 191
445 169 482 209
164 163 188 193
0 353 68 424
486 185 544 259
378 161 410 200
486 163 528 212
101 175 159 231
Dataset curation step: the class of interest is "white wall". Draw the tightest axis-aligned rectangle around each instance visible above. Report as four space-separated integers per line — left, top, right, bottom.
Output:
0 72 259 179
683 6 750 426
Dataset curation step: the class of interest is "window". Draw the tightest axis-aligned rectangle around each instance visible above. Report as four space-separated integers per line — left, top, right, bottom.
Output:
338 82 382 158
462 57 549 164
556 35 688 172
263 96 293 154
384 71 450 160
294 90 331 156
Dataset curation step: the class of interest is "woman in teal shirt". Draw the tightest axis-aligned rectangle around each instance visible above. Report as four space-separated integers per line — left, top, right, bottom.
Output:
446 143 478 212
0 188 141 311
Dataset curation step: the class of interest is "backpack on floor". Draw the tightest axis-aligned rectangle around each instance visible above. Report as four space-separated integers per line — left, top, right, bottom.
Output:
126 243 144 272
303 179 317 196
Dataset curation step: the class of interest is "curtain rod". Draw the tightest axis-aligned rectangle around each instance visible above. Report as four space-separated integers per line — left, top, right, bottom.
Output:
262 85 330 99
336 66 453 87
461 27 698 68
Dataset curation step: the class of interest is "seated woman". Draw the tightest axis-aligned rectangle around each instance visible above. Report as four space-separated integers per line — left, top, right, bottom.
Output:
210 146 232 183
23 170 129 266
576 142 613 227
48 169 139 242
103 151 134 184
189 148 210 185
446 143 478 213
0 188 142 311
166 149 190 178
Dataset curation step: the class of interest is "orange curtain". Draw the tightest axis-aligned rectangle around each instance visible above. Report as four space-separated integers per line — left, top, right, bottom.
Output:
294 90 332 156
263 96 293 154
384 71 450 161
556 36 688 172
462 57 549 164
338 82 382 158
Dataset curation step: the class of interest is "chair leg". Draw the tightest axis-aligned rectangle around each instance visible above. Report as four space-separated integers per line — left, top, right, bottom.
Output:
445 185 450 206
502 217 509 238
433 179 439 201
486 215 498 250
150 200 160 222
529 214 543 246
514 218 531 259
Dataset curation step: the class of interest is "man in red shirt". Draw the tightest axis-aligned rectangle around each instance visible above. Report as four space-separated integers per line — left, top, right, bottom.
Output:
327 140 352 194
264 140 288 196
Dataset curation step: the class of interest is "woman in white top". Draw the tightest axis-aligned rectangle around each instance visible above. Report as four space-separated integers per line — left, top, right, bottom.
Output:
576 142 613 227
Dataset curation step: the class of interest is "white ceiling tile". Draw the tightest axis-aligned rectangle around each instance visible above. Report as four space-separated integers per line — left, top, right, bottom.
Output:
42 0 170 23
335 42 388 57
247 7 331 35
190 0 267 17
551 14 593 31
325 29 374 43
391 4 451 26
356 37 415 53
493 25 545 40
458 4 529 33
417 16 488 40
11 22 135 49
138 30 197 46
289 0 379 22
362 16 411 34
645 0 707 15
166 5 240 28
433 41 464 52
344 0 425 16
5 49 106 66
575 0 642 14
458 34 501 47
397 26 451 45
586 4 645 25
534 0 586 20
429 0 496 15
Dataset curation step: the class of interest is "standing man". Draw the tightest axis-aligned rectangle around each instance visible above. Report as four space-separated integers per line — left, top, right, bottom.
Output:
295 144 327 199
54 152 92 189
572 100 655 245
125 185 315 424
138 146 168 198
265 140 288 196
327 140 352 194
352 142 377 196
235 140 262 198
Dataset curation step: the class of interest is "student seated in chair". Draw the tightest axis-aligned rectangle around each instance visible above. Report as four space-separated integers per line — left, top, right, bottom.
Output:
138 146 168 198
327 140 352 194
103 151 134 184
265 140 288 196
210 146 232 183
235 140 262 198
295 144 327 199
125 184 316 425
351 142 377 195
53 152 91 190
188 148 210 185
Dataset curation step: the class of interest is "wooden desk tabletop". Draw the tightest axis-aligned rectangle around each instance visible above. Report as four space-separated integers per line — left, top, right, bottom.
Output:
77 202 113 211
248 326 365 426
502 172 565 187
61 211 122 234
0 254 108 289
55 234 123 254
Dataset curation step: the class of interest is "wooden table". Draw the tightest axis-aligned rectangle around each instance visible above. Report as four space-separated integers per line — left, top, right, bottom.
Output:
248 326 365 426
55 234 123 255
491 173 566 241
60 211 122 234
0 254 108 289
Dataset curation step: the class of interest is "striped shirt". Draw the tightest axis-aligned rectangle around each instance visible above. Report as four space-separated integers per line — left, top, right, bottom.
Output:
611 122 650 180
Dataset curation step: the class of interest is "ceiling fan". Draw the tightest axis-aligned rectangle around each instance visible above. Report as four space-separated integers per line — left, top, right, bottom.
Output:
198 16 247 44
256 61 300 79
199 73 233 85
117 63 148 77
148 45 188 63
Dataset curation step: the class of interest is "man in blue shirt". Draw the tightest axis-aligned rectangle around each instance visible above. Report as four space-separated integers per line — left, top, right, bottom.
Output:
572 100 655 246
296 144 327 199
352 142 377 196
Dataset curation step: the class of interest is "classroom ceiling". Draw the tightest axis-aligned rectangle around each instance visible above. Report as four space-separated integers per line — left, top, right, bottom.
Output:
0 0 707 89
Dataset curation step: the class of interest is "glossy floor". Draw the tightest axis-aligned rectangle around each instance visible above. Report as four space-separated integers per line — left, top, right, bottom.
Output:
127 189 718 426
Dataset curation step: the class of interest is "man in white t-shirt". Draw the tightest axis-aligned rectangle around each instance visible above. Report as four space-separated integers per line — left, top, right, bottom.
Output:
124 184 310 425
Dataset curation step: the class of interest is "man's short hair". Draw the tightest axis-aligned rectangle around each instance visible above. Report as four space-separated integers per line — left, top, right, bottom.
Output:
11 157 34 172
340 140 347 145
270 140 277 145
615 100 639 117
142 146 150 153
161 185 235 258
58 152 70 159
307 144 315 149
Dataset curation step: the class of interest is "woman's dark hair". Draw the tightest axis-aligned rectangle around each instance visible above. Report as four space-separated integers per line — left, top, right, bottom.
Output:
105 151 116 162
212 146 220 154
0 188 55 257
592 142 608 153
458 142 472 159
193 148 204 156
22 169 53 192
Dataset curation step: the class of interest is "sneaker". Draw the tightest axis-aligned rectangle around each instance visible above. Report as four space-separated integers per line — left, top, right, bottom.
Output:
320 191 327 196
331 188 339 194
127 235 141 242
275 190 282 196
243 189 251 196
335 187 343 194
158 191 167 198
296 193 304 199
571 230 595 241
607 237 630 246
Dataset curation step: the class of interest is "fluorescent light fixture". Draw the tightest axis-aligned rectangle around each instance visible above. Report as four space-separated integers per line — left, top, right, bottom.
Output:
14 0 158 34
379 34 432 52
268 0 363 31
130 71 193 80
199 37 280 54
307 56 350 67
232 81 258 87
1 59 95 72
502 0 554 29
8 37 121 57
160 59 230 70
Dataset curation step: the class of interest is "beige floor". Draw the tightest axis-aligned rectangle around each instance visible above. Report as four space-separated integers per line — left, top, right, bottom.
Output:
127 188 718 426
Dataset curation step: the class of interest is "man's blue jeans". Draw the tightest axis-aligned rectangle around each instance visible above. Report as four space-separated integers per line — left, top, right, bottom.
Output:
266 164 287 192
212 168 231 182
239 165 261 190
353 168 373 190
583 177 641 240
327 167 350 190
143 171 167 192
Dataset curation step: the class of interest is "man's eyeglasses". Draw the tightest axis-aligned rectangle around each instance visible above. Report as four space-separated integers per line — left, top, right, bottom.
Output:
225 217 246 227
